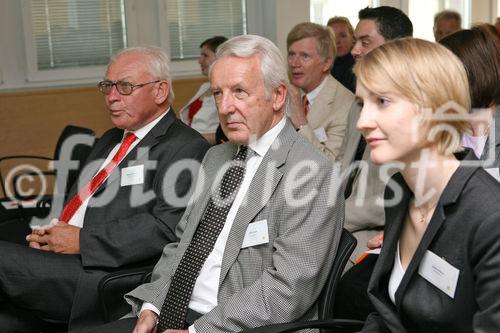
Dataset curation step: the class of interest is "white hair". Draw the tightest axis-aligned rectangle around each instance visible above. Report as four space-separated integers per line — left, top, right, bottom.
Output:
211 34 290 114
109 46 175 103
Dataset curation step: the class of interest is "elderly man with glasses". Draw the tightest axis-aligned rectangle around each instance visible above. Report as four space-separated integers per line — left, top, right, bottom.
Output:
0 46 209 332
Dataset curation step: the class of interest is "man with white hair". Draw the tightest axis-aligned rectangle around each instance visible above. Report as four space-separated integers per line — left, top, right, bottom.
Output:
89 34 344 333
0 46 209 332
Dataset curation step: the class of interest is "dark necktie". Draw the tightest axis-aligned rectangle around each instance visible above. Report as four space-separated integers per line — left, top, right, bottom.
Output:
157 145 249 331
59 132 137 223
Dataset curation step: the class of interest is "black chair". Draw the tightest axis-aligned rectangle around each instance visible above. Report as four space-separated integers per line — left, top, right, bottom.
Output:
0 124 96 202
241 228 364 333
98 261 156 323
0 125 96 243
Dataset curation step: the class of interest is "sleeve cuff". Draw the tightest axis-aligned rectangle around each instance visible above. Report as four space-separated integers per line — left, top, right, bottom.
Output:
189 325 197 333
139 302 160 317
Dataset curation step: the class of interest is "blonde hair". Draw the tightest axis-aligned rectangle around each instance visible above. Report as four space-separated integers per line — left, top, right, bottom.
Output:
327 16 354 39
355 38 471 155
287 22 337 63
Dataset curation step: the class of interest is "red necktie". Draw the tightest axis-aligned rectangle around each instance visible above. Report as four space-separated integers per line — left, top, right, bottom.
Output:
188 97 203 126
302 95 309 116
59 132 137 223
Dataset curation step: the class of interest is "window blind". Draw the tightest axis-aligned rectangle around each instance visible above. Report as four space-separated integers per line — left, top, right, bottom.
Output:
31 0 127 70
167 0 246 60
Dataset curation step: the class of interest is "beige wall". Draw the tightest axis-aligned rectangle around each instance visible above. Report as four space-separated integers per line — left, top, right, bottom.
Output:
0 77 205 197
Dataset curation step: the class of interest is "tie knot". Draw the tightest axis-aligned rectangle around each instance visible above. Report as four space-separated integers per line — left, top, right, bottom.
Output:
302 95 309 107
123 132 137 145
234 145 248 161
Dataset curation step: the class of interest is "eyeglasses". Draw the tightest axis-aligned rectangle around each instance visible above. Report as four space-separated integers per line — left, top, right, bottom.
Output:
97 79 161 95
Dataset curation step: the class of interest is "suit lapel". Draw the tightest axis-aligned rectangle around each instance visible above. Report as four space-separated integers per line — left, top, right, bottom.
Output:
68 129 122 198
367 173 409 326
218 122 295 286
394 165 478 309
94 111 175 194
308 75 336 123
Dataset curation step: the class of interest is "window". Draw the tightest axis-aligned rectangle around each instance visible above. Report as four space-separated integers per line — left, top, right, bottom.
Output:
165 0 247 60
310 0 379 27
23 0 127 82
408 0 471 41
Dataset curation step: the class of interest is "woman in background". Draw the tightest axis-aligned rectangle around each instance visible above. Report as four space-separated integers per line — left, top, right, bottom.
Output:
356 38 500 332
327 16 356 92
440 25 500 171
180 36 227 144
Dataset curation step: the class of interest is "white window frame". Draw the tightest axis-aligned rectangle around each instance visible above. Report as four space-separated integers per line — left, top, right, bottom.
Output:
21 0 128 84
20 0 255 84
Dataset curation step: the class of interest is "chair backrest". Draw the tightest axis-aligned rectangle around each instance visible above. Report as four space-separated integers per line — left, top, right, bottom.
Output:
53 125 96 198
317 228 357 322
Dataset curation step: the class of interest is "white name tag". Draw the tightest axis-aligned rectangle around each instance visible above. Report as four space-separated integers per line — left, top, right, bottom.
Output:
121 165 144 186
485 167 500 182
241 219 269 249
313 127 328 143
418 250 459 299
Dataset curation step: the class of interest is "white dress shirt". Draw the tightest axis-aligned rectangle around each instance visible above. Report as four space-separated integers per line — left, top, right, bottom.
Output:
140 116 287 332
67 109 170 227
303 75 328 109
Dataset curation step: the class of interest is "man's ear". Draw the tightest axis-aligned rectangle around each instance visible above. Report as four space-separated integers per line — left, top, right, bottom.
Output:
322 57 334 72
154 80 170 104
272 84 287 112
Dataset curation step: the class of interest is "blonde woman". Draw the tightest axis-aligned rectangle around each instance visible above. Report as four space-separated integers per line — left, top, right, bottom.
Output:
355 38 500 332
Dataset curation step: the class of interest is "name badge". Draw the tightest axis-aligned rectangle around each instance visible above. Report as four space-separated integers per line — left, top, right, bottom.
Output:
418 250 459 299
485 167 500 182
241 219 269 248
313 127 328 143
121 165 144 186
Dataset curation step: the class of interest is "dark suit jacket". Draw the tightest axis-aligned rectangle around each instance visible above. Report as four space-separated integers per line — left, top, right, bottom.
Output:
68 110 210 330
362 165 500 333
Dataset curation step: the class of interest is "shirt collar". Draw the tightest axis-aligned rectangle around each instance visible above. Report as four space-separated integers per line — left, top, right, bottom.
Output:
247 116 286 157
124 107 170 140
305 76 328 106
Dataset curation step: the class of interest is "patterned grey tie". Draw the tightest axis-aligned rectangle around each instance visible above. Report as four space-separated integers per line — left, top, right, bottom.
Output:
157 145 249 331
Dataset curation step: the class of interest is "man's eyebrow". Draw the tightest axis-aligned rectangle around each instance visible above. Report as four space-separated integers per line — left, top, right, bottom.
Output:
357 34 371 40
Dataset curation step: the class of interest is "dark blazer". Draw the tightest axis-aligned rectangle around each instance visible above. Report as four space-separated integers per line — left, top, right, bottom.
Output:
362 165 500 333
68 110 210 329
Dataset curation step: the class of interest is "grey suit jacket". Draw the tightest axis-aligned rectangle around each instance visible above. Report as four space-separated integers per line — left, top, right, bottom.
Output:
339 104 391 262
68 111 210 330
126 120 344 332
298 74 359 162
362 167 500 332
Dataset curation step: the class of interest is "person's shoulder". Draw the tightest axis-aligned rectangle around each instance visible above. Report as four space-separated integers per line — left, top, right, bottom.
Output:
288 133 336 168
465 167 500 202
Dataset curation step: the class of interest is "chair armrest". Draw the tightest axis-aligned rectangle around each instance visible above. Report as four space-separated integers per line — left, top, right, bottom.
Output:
240 318 365 333
98 264 154 323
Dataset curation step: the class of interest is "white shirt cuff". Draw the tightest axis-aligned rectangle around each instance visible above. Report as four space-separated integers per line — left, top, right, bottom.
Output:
139 302 160 317
188 325 196 333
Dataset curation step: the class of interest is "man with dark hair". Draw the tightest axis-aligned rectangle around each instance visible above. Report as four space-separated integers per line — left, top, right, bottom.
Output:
434 10 462 41
351 6 413 60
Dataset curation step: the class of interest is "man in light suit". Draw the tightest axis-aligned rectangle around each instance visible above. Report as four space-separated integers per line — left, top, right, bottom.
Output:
88 34 344 333
287 22 359 162
0 46 210 332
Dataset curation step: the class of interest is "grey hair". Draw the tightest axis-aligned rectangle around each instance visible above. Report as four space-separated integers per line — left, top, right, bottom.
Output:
211 34 290 114
108 46 174 103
